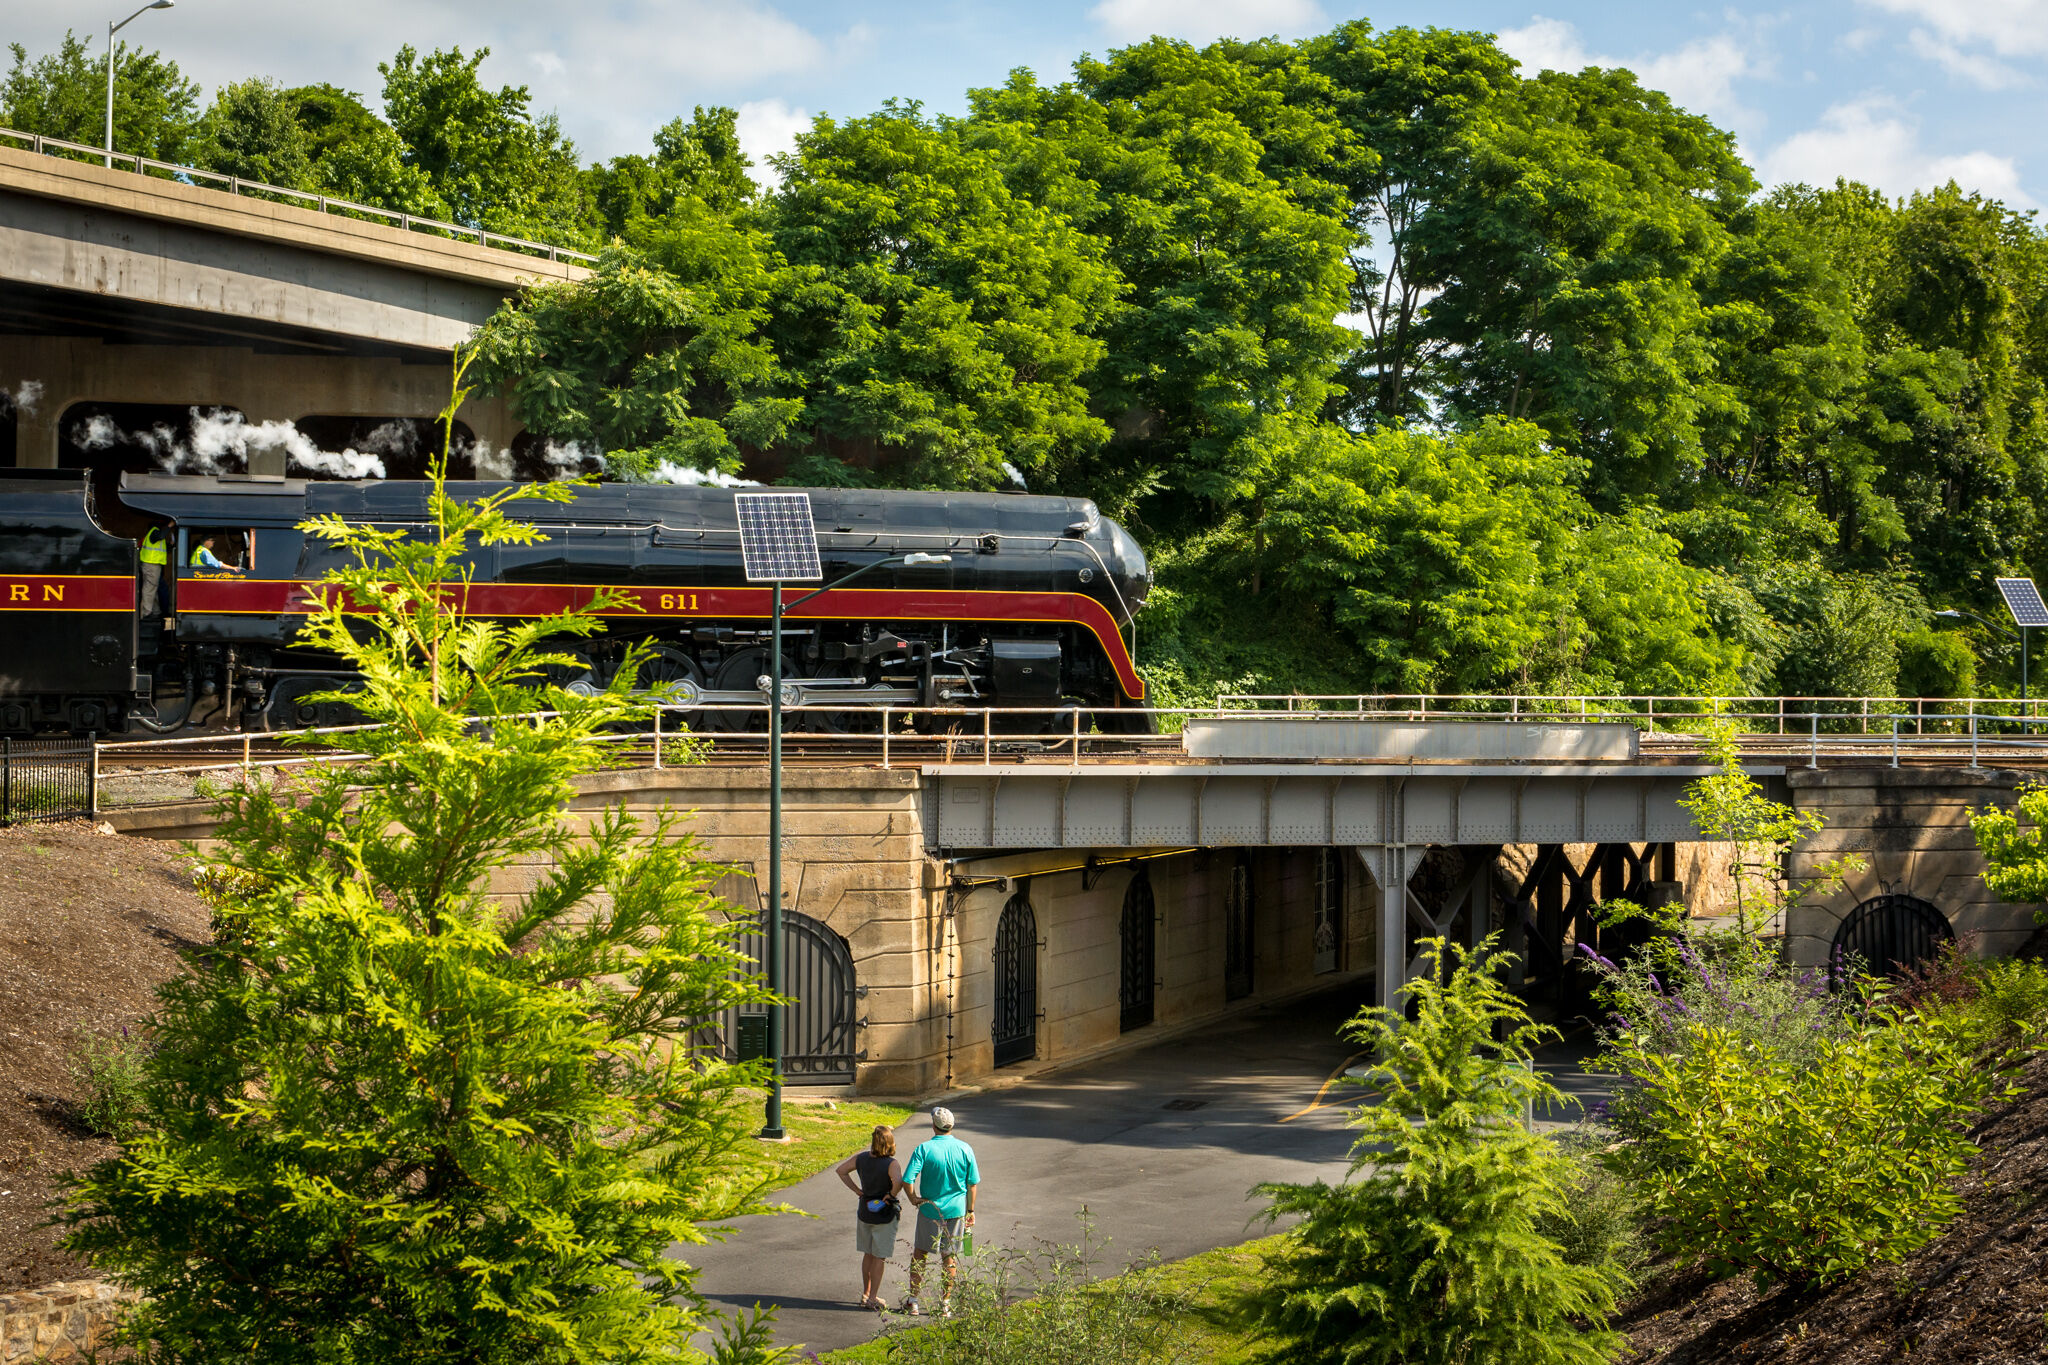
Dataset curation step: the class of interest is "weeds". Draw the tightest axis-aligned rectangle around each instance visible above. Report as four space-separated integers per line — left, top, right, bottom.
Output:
69 1029 150 1142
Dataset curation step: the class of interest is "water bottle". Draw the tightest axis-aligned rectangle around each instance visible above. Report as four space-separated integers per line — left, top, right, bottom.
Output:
962 1230 974 1257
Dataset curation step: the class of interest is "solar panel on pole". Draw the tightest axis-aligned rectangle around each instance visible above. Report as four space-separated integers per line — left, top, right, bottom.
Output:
735 491 822 582
1997 578 2048 629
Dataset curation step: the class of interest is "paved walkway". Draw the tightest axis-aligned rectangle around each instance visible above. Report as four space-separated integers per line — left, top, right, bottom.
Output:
680 979 1612 1355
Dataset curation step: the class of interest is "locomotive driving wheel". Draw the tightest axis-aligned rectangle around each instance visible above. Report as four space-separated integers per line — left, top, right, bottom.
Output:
704 646 798 732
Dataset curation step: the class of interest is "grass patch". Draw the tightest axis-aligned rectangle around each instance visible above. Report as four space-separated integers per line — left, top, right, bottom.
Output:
812 1232 1293 1364
728 1097 916 1196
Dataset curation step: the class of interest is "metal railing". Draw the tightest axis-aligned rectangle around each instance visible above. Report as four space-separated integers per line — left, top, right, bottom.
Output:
1 736 97 825
84 698 2048 807
1215 693 2041 735
0 126 597 266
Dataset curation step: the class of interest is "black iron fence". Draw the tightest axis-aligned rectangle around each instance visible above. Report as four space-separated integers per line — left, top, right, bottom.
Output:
0 737 96 826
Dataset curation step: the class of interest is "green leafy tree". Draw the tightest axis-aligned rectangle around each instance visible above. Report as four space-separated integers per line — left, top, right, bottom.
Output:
2 30 197 162
1414 64 1755 498
470 229 801 480
1258 936 1628 1365
190 78 315 188
287 82 447 218
380 44 596 246
60 374 777 1363
765 102 1122 489
1970 784 2048 920
590 106 756 238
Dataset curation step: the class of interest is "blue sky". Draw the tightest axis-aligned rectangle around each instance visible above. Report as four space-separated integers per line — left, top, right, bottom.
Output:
8 0 2048 206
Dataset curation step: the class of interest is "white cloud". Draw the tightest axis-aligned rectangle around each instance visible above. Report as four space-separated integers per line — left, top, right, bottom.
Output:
1496 16 1765 137
735 99 814 188
1862 0 2048 54
1908 29 2025 88
1757 97 2032 205
1863 1 2048 85
1088 0 1324 45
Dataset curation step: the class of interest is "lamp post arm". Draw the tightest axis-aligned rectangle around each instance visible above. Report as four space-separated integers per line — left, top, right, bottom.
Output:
785 555 921 611
1936 607 2019 642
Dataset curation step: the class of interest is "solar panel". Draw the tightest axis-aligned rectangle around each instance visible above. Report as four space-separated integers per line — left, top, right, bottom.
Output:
1998 577 2048 628
734 491 822 582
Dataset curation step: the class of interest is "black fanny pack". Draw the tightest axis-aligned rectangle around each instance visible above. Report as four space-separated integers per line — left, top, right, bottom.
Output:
857 1193 901 1225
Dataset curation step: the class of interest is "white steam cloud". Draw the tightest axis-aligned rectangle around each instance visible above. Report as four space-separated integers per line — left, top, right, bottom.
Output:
643 462 758 487
5 380 43 416
77 413 120 450
187 410 387 479
1001 461 1026 489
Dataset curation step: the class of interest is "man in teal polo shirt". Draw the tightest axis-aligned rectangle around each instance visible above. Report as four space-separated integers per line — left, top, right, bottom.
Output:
900 1106 979 1316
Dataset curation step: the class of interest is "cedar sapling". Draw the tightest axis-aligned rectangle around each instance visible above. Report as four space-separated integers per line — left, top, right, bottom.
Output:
1257 936 1629 1365
61 354 782 1364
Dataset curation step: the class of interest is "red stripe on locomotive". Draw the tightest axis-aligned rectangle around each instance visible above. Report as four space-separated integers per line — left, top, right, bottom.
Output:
175 579 1148 699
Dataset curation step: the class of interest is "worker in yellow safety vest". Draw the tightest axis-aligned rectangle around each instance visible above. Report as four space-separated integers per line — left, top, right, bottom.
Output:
138 526 168 619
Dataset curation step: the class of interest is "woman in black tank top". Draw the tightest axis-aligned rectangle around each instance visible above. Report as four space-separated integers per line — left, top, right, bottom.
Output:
834 1124 904 1309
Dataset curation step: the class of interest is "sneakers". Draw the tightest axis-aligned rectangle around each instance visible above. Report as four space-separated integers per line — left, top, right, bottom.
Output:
899 1298 923 1316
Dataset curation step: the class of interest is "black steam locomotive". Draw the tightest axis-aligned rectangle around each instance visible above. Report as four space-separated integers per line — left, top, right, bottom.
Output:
0 469 1153 736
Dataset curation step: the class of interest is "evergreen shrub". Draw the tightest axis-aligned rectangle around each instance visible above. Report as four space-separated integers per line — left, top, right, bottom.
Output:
59 388 779 1365
1257 937 1628 1365
1606 1009 2002 1291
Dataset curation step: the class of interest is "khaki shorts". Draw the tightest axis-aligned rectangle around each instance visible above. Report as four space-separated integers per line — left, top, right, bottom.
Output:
855 1217 898 1258
913 1215 966 1257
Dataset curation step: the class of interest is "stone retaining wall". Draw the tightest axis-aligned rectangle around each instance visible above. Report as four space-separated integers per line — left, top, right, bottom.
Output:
0 1282 134 1362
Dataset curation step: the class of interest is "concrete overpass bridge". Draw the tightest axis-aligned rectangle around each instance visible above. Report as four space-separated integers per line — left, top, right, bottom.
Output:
0 131 590 473
90 699 2045 1097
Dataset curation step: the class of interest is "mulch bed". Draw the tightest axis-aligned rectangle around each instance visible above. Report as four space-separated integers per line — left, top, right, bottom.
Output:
0 820 210 1292
1618 1051 2048 1363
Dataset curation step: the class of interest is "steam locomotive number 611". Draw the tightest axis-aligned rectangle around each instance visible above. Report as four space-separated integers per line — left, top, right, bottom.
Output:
0 470 1155 737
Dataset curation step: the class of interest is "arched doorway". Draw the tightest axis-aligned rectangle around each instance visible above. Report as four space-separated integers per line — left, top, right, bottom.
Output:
1225 852 1254 1001
1120 869 1156 1032
1312 847 1344 975
1830 893 1955 988
701 909 860 1084
992 887 1039 1067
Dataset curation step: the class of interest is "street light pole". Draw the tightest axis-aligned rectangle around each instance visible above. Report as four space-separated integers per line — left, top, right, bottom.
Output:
104 1 175 169
760 552 949 1141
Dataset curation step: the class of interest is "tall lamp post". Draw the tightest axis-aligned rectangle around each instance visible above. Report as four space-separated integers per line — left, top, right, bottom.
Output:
740 509 949 1139
104 1 175 169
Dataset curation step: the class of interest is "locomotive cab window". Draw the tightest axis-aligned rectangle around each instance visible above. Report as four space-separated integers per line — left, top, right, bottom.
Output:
181 528 252 574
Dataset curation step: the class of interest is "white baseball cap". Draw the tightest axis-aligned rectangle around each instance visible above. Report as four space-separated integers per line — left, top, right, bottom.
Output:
931 1106 956 1132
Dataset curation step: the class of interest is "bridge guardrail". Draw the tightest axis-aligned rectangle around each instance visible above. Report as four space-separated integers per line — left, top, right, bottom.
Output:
83 700 2048 813
0 126 598 266
1215 693 2044 737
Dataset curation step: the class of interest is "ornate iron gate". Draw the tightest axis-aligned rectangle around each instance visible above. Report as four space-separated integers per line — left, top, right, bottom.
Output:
1830 893 1955 988
702 909 861 1084
1224 852 1254 1000
992 888 1038 1067
1312 847 1343 974
1120 869 1156 1032
0 738 94 826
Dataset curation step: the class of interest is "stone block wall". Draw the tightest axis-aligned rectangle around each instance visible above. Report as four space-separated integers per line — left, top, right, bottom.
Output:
1785 767 2037 967
0 1282 134 1362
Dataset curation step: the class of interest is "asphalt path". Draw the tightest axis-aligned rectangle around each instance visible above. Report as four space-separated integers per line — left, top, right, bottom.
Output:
680 978 1608 1357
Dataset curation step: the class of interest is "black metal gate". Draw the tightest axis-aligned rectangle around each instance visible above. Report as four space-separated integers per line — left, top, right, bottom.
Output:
1120 869 1155 1032
992 888 1038 1067
0 738 95 826
703 909 861 1084
1830 893 1955 988
1312 847 1343 975
1225 852 1254 1001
